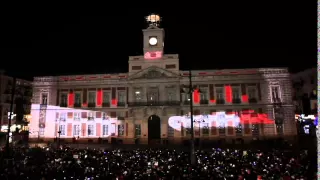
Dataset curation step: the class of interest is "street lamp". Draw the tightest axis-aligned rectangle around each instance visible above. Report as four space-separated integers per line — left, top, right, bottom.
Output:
193 119 205 136
181 69 202 165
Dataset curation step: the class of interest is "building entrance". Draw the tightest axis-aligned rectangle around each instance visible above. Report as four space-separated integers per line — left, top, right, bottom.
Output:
148 115 161 144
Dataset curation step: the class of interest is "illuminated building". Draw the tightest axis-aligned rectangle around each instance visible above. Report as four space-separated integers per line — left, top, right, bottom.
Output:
30 14 297 144
291 68 317 115
0 71 32 131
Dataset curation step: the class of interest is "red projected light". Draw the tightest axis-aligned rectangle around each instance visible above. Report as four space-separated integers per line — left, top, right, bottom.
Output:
111 99 118 106
239 111 274 124
225 85 232 103
193 89 200 103
144 51 162 59
97 89 103 106
242 94 248 103
68 91 74 107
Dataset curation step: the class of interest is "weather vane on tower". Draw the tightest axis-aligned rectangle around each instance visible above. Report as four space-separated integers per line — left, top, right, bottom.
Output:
145 14 161 27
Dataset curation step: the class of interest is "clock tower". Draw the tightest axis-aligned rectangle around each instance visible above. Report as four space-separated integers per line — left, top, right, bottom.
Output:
143 14 164 60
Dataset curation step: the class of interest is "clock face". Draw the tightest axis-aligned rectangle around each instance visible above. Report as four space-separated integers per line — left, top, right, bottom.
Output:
149 37 158 45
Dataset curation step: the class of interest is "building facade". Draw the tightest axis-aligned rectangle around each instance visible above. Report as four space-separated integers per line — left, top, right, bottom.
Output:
30 16 296 144
291 68 317 115
0 71 32 132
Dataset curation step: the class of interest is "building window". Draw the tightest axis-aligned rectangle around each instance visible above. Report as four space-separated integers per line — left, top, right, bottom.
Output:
135 90 142 101
200 89 207 100
103 92 110 103
60 113 66 121
118 91 126 104
252 124 259 136
88 112 94 120
59 125 66 135
41 93 48 105
248 87 257 99
135 124 141 136
118 124 124 136
74 92 81 105
132 66 142 70
271 85 281 102
73 125 80 136
200 88 208 104
102 125 108 136
88 125 94 136
167 125 174 137
184 93 190 101
60 93 67 106
235 124 242 136
232 87 240 100
102 112 108 120
185 121 191 135
216 87 224 104
167 88 175 101
88 92 96 104
74 112 80 120
276 125 283 135
39 128 45 136
165 64 176 69
202 123 209 135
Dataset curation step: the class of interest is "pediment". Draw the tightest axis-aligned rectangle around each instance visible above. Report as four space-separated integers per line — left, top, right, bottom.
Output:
129 66 179 80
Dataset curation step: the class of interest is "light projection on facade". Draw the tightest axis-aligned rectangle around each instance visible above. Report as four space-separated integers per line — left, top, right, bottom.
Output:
144 51 163 59
168 110 275 131
29 104 120 139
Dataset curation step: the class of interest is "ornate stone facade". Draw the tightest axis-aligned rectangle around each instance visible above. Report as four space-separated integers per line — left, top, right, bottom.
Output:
30 21 297 144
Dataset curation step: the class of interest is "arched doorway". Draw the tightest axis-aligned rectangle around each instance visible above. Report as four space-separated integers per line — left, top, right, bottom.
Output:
148 115 161 143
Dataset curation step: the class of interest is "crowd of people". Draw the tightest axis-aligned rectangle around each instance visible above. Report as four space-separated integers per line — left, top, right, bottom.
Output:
0 145 315 179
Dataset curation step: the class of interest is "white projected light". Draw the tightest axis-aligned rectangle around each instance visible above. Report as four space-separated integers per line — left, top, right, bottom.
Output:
168 112 241 131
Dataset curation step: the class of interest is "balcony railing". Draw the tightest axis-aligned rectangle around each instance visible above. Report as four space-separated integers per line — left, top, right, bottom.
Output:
200 99 209 105
272 98 282 104
88 102 96 108
216 99 225 105
117 102 126 107
128 101 180 106
183 101 190 105
232 99 241 104
59 103 67 107
248 98 258 103
102 102 110 107
74 103 81 107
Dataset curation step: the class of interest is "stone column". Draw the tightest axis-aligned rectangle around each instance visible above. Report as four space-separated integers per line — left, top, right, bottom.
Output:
159 85 166 101
175 85 180 102
128 85 133 102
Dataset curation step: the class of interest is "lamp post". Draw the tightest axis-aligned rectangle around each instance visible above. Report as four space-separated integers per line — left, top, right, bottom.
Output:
6 77 16 156
181 69 196 164
182 70 203 164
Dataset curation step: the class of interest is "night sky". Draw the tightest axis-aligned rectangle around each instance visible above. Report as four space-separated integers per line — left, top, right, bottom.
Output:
1 2 316 80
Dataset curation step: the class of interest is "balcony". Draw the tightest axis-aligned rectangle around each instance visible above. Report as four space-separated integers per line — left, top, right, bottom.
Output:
102 102 110 107
183 101 190 105
128 101 180 106
272 98 282 104
216 99 225 105
232 99 241 104
74 103 81 108
248 98 257 103
59 103 67 107
200 99 209 105
88 102 96 108
117 102 126 107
